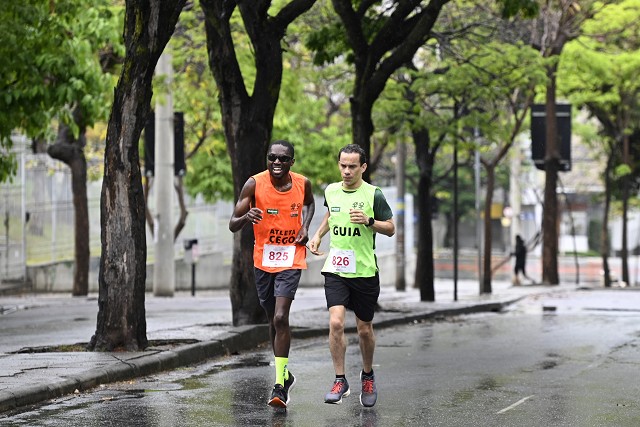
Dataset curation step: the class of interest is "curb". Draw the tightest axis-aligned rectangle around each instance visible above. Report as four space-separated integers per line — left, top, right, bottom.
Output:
0 325 270 413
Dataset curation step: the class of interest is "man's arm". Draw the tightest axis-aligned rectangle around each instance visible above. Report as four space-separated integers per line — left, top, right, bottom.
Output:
308 210 330 255
294 178 316 245
228 178 261 232
370 188 395 237
370 218 395 237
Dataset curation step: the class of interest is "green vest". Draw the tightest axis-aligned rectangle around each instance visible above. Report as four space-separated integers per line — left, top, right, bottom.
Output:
322 181 378 278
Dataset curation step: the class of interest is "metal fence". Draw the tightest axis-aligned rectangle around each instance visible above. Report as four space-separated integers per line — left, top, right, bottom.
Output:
0 139 238 283
1 138 409 286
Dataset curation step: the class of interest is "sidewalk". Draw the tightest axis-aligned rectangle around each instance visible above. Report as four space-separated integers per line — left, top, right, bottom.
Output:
0 280 571 413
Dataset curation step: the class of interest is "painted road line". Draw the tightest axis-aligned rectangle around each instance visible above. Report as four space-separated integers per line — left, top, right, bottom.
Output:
496 395 535 414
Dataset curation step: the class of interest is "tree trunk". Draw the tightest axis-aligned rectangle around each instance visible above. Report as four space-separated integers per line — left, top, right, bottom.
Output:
542 69 560 285
413 129 436 301
47 109 90 296
70 155 90 296
89 0 185 351
200 0 316 326
481 165 495 294
621 135 630 285
350 92 375 183
601 147 614 287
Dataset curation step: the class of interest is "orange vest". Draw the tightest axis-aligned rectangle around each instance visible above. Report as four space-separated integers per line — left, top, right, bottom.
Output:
252 170 307 272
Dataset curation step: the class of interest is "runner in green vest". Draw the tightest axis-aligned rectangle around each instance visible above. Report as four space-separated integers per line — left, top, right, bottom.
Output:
308 144 395 408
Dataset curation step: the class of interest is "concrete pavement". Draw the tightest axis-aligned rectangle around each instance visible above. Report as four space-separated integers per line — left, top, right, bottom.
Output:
0 279 573 414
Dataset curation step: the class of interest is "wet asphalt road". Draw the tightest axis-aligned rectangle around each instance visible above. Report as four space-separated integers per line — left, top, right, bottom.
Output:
3 290 640 426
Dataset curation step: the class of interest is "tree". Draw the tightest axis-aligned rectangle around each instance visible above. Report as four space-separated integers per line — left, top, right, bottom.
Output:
46 4 123 296
89 0 185 351
472 43 543 293
199 0 317 326
0 1 59 180
172 3 348 202
308 0 454 182
1 1 123 296
560 0 640 286
528 0 599 285
404 42 543 296
356 1 542 299
0 0 102 181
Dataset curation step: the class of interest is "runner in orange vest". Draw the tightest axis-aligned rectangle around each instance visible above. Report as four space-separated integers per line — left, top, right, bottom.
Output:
229 140 315 409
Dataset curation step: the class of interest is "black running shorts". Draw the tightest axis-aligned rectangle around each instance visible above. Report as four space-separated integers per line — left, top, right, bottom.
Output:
254 268 301 313
323 272 380 322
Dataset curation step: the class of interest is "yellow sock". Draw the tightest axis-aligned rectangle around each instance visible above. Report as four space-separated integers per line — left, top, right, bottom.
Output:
275 356 288 386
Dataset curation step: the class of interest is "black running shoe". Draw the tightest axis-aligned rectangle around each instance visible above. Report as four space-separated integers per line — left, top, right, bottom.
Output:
283 371 296 397
268 384 288 408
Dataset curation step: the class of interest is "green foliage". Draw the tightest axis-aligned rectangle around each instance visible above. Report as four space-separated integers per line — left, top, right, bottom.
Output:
0 0 123 182
174 0 352 201
306 22 352 66
169 3 230 200
559 0 640 196
368 1 548 227
184 142 234 202
272 52 350 190
496 0 539 18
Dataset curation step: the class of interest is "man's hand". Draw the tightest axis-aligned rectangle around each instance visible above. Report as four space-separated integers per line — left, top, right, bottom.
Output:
294 227 309 246
349 208 368 225
307 236 324 256
245 207 263 225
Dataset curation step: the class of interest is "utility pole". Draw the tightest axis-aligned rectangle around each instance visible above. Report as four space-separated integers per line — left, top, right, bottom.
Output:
395 139 406 291
453 139 458 301
510 138 522 251
153 52 175 297
474 129 482 294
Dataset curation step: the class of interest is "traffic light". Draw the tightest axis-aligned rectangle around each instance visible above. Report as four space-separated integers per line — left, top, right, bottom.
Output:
530 104 571 172
143 111 186 177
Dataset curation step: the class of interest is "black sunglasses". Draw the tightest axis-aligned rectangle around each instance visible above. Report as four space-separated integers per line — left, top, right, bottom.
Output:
267 154 293 163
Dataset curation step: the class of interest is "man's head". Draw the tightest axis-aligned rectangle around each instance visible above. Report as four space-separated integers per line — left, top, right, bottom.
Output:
338 144 366 165
337 144 367 189
267 140 295 179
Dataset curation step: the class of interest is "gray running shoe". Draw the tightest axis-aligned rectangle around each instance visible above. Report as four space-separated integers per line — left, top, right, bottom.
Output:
359 371 377 407
324 377 350 404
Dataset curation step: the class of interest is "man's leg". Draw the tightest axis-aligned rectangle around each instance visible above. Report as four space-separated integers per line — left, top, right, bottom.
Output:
324 305 351 404
328 305 347 374
356 317 375 373
263 307 276 352
267 295 295 408
356 317 378 407
273 296 293 357
273 296 293 386
271 269 300 388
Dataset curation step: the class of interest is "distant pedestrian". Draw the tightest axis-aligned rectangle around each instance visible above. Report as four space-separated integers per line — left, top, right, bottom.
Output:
308 144 395 408
513 234 532 285
228 140 315 409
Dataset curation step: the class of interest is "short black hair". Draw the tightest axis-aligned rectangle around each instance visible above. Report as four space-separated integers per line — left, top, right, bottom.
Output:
338 144 366 165
269 139 294 158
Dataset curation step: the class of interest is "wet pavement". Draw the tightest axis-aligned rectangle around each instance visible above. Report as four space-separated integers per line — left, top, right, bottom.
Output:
0 280 588 414
5 290 640 426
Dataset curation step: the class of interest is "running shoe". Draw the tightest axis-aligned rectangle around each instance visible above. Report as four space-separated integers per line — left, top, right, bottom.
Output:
324 377 350 404
283 371 296 396
268 384 288 408
359 370 377 407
